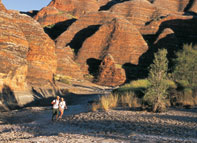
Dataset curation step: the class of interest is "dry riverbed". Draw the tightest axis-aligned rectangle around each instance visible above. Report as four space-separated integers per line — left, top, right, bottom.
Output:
0 105 197 143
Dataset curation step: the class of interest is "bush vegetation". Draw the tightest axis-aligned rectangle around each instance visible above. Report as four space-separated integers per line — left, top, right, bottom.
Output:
143 49 169 112
169 44 197 108
92 45 197 112
172 44 197 88
53 74 71 85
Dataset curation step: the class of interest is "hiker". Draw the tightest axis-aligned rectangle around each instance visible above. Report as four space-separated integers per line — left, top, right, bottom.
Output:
51 96 60 121
58 97 67 120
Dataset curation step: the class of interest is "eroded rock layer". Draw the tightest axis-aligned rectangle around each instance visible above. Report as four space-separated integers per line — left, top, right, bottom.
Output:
0 11 28 91
9 11 57 87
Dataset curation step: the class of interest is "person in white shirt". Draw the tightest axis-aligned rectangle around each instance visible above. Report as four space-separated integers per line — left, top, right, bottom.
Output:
58 97 67 119
51 96 60 121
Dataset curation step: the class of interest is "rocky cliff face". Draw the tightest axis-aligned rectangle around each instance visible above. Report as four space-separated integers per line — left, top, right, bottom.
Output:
8 11 57 87
0 11 29 91
0 4 58 110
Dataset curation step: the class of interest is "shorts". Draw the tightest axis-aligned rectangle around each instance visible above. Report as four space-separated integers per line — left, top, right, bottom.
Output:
52 108 59 115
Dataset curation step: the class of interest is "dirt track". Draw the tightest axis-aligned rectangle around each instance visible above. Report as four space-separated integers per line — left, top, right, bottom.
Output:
0 104 197 143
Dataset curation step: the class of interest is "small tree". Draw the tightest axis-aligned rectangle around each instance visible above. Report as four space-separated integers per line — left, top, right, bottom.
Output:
143 49 169 112
172 44 197 88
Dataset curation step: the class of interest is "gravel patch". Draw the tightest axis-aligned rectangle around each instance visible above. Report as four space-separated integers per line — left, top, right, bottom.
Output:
0 106 197 143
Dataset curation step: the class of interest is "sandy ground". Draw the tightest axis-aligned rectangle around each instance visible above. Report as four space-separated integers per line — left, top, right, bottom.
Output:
0 102 197 143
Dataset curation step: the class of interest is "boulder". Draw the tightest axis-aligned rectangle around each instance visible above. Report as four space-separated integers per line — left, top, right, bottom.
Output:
34 0 100 27
75 18 148 73
9 11 57 87
96 54 126 86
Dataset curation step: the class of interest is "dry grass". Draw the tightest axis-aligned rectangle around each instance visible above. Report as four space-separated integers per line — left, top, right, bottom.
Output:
109 94 119 108
92 92 141 111
99 94 119 111
120 92 140 108
91 103 100 112
100 95 111 111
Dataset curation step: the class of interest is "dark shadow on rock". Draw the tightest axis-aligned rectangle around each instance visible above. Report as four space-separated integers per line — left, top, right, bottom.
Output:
123 16 197 82
153 33 180 71
44 19 77 40
122 35 158 82
86 58 102 77
20 10 38 17
184 0 195 12
156 17 197 45
99 0 130 11
184 11 197 16
67 25 101 55
0 84 19 111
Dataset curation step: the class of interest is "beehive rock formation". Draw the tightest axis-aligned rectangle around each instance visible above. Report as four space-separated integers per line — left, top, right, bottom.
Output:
75 18 148 73
34 0 100 26
96 54 126 86
9 11 57 87
55 12 119 49
109 0 157 30
0 11 28 91
56 46 84 79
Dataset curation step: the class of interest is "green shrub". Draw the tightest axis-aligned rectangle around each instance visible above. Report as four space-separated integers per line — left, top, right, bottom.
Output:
176 80 190 89
172 44 197 89
143 49 169 112
45 24 55 29
114 79 149 94
84 74 94 82
164 80 177 89
129 79 150 89
54 74 71 84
